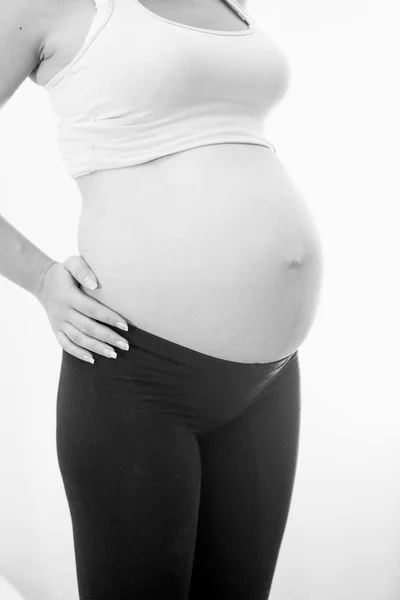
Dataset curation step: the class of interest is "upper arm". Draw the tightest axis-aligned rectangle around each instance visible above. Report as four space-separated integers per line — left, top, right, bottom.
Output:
0 0 51 111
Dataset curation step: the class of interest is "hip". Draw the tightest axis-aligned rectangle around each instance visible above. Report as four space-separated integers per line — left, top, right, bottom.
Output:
57 322 300 436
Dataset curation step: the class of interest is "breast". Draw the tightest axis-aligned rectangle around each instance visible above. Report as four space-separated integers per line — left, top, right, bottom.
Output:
43 1 291 177
76 143 324 363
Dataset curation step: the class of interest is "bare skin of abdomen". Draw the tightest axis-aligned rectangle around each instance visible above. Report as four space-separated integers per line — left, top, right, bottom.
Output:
76 143 324 363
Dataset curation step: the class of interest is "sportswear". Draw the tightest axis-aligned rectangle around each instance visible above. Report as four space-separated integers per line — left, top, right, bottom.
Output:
43 0 291 179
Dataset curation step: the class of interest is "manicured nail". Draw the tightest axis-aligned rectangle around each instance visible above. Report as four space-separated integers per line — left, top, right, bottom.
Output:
83 355 95 364
83 276 97 289
116 341 129 351
103 349 117 359
115 321 128 331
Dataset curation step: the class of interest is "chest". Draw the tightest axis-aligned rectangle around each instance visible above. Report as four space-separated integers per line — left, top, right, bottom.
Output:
37 0 249 86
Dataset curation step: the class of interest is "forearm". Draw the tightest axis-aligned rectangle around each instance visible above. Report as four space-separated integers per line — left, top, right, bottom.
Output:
0 213 57 298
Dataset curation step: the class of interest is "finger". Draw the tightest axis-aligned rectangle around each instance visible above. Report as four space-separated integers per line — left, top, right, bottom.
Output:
68 309 130 350
71 289 129 331
61 322 118 359
55 330 95 364
63 255 98 290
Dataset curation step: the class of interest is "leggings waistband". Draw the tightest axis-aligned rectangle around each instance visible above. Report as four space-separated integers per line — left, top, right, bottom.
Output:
111 321 296 374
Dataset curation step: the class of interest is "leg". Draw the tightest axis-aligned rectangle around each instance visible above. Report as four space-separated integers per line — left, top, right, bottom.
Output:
56 351 202 600
189 353 301 600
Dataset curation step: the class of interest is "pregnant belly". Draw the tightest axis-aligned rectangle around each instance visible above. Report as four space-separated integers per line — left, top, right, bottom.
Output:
76 143 324 363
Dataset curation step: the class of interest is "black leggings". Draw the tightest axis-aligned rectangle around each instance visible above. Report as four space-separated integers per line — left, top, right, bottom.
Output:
56 322 301 600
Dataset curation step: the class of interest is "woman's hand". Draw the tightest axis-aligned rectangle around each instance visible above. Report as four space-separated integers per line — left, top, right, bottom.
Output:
35 255 130 364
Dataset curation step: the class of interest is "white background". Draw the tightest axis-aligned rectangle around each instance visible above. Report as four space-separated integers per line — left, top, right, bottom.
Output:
0 0 399 598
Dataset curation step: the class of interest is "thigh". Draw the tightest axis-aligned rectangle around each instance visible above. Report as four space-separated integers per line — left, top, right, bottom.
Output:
56 351 202 600
189 353 301 600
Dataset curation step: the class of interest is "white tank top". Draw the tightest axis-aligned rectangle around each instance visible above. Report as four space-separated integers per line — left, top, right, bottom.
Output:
43 0 291 178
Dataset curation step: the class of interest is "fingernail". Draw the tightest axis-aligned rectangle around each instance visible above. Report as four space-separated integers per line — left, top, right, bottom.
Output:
115 321 128 331
83 276 97 289
116 341 129 351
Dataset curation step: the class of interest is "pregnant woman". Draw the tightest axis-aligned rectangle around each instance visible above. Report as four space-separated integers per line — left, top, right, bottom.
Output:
1 0 324 598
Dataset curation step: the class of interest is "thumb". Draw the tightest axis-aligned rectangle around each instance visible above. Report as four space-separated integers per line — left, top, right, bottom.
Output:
63 255 98 290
